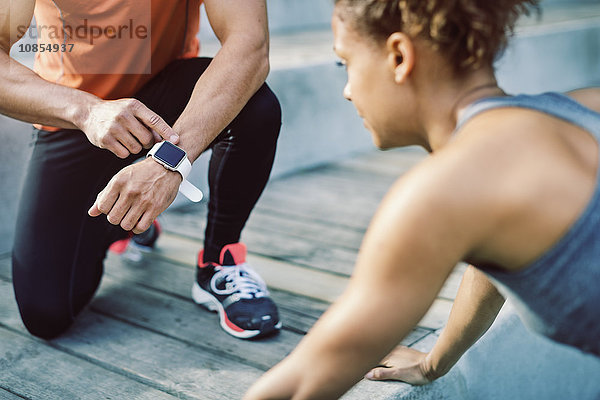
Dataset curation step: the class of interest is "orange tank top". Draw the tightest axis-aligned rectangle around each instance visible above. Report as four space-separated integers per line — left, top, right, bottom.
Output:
33 0 201 129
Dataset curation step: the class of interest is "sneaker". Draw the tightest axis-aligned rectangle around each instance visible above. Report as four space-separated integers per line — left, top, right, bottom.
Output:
109 220 161 260
130 219 161 251
191 242 282 339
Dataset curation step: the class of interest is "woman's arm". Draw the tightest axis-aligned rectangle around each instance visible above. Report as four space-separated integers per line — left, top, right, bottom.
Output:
244 158 486 399
366 266 505 384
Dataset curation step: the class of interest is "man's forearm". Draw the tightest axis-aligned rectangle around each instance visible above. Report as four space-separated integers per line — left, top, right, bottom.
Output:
425 265 505 378
0 51 98 129
172 35 269 162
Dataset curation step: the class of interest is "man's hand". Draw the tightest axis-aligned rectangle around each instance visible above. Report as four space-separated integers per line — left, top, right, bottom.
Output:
88 158 181 233
80 98 180 159
365 345 436 385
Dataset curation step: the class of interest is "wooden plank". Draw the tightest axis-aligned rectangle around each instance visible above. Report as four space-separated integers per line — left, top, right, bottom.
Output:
0 388 24 400
0 254 326 335
1 242 452 331
107 249 446 333
91 275 431 364
0 258 9 273
246 209 365 251
0 327 176 400
102 252 327 333
154 233 464 308
335 148 427 177
418 299 454 330
154 233 349 303
0 258 301 370
1 254 430 348
438 263 467 301
0 258 435 400
160 208 361 276
0 280 265 400
2 246 450 332
410 330 441 353
164 159 397 237
255 184 384 230
91 276 302 370
163 202 366 252
157 152 420 275
149 233 458 330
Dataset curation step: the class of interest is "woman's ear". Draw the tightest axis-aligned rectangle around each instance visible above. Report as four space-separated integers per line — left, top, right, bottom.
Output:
386 32 415 84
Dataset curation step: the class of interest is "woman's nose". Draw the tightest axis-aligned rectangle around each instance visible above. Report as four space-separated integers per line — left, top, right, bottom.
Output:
343 82 352 101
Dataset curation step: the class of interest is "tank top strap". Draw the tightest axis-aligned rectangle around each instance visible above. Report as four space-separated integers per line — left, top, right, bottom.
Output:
454 92 600 139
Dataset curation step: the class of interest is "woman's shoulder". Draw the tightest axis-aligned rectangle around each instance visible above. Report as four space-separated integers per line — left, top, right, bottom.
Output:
566 87 600 114
392 110 574 233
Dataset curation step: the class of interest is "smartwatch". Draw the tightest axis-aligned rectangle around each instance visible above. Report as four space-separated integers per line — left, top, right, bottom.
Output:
147 141 203 202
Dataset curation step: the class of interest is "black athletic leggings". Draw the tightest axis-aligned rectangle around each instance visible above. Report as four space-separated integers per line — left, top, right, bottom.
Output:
11 58 281 339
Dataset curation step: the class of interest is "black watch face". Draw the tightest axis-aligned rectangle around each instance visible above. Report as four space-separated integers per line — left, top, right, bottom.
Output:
154 141 186 168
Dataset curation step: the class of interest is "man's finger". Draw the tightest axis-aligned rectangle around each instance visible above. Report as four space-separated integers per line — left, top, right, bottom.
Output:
132 102 179 144
124 114 155 149
133 212 155 235
101 137 131 159
150 129 162 143
115 126 143 155
93 184 120 217
88 203 102 217
89 187 111 217
121 204 145 232
106 195 132 226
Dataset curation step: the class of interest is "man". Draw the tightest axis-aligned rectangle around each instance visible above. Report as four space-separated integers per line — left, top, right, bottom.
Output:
1 0 282 340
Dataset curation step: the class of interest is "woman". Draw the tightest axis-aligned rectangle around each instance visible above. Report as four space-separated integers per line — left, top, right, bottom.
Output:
245 0 600 398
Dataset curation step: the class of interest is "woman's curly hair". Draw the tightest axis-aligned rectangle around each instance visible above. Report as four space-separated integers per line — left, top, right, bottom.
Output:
334 0 540 72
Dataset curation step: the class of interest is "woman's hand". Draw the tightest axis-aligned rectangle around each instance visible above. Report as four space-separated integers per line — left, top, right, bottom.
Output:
365 345 438 385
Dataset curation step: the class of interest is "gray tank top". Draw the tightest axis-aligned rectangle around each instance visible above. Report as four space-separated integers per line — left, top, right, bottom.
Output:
456 92 600 356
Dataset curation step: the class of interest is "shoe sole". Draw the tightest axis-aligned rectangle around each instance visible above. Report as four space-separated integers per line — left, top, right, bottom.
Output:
129 240 155 253
191 282 282 339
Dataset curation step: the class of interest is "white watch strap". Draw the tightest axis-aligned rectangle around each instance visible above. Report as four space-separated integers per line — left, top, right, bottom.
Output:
178 157 192 180
176 156 202 202
179 178 203 202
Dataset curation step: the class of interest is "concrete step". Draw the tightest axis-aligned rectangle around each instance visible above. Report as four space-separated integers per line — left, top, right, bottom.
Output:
497 2 600 93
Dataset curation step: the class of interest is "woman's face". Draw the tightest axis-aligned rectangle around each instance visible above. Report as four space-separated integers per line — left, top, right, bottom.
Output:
332 11 410 149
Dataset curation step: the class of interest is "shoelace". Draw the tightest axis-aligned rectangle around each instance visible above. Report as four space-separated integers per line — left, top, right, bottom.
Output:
210 263 268 299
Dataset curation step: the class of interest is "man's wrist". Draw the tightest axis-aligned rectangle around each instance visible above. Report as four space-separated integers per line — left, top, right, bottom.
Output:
172 120 214 163
70 94 101 130
144 157 183 183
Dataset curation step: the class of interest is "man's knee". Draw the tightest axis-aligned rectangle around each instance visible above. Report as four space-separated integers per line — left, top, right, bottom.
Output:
12 257 74 339
20 306 73 339
240 83 282 136
15 295 73 339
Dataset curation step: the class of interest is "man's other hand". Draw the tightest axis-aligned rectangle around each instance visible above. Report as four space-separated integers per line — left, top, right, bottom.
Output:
81 98 179 158
88 158 181 233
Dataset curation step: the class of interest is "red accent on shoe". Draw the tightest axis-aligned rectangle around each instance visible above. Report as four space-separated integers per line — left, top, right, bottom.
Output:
108 232 134 254
219 242 247 265
198 242 248 267
109 219 160 254
197 249 207 267
223 312 245 333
